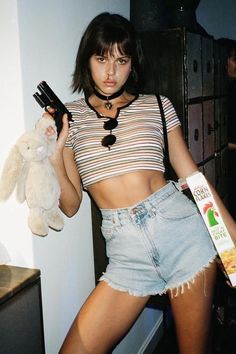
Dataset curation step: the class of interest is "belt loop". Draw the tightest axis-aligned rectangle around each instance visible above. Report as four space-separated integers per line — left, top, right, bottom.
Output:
172 181 179 191
115 211 121 225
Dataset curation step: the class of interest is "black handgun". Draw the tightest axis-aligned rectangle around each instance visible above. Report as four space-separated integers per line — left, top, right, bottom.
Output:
33 81 73 134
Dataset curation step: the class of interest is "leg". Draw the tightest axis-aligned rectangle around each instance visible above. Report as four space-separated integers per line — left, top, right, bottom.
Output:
28 208 48 236
168 261 217 354
59 281 150 354
47 207 64 231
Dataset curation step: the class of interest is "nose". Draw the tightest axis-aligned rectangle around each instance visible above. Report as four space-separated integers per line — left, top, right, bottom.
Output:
106 61 115 76
37 145 45 153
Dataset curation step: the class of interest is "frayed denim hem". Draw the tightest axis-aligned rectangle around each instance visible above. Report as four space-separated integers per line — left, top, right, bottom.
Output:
99 254 217 298
165 254 217 298
99 275 163 297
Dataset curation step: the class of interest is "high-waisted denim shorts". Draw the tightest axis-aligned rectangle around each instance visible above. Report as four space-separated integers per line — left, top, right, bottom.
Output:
99 181 217 297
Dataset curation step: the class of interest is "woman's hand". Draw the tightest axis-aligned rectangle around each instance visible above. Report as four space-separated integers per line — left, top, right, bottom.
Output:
42 109 69 163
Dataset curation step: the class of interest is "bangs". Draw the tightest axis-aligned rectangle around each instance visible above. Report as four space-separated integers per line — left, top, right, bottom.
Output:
93 29 132 57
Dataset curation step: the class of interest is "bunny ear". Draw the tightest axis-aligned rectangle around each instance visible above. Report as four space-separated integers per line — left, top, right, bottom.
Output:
0 145 23 201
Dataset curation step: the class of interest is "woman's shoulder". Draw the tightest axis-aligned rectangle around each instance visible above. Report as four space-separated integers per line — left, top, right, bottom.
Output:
65 96 87 111
137 93 170 105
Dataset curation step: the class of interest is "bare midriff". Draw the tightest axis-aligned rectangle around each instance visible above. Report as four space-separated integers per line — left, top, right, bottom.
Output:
87 170 167 209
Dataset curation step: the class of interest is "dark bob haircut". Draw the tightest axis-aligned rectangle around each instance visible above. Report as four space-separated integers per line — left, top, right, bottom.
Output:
71 12 144 96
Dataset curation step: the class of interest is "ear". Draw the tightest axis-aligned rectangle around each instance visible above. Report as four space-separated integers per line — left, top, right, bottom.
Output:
0 145 24 201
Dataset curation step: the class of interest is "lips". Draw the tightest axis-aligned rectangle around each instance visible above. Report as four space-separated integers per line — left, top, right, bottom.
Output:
103 80 116 87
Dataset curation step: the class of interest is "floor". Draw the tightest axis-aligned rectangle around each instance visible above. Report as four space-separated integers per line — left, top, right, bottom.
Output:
152 271 236 354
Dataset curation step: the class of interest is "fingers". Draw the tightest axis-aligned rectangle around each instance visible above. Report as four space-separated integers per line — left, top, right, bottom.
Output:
62 113 69 130
47 106 56 114
42 110 69 145
42 107 56 120
42 111 54 120
58 114 69 137
57 114 69 145
45 125 57 137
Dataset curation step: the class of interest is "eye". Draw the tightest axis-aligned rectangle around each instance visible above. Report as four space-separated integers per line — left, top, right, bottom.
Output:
118 57 130 65
96 56 106 63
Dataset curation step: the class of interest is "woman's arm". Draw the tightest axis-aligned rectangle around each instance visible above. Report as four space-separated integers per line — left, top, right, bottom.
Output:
168 126 236 244
46 114 83 217
228 142 236 150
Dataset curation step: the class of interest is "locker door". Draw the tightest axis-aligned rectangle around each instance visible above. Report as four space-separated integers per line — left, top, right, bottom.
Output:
204 158 216 188
203 100 215 159
213 40 221 96
220 97 228 147
215 151 221 195
219 45 228 96
214 98 221 151
215 148 228 198
188 103 203 164
186 32 202 99
202 37 214 97
220 147 229 198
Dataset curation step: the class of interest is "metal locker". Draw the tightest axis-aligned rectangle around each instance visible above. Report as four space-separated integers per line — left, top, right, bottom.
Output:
140 29 185 124
203 158 216 188
214 98 221 151
215 147 228 198
202 37 214 97
203 100 215 159
186 32 202 99
220 147 229 198
188 103 203 164
220 97 228 147
215 151 221 195
139 29 228 197
213 41 221 97
198 165 204 174
219 45 228 96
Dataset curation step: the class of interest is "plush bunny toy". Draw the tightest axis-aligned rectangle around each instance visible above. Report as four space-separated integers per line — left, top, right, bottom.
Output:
0 117 64 236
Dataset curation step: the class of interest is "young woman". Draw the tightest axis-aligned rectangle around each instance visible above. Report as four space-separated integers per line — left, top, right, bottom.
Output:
46 13 236 354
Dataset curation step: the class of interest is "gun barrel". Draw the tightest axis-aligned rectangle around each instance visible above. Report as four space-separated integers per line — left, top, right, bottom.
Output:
37 81 72 118
33 93 47 108
33 80 73 135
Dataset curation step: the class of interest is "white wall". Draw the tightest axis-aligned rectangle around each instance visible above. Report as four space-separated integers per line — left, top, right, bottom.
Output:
0 1 162 353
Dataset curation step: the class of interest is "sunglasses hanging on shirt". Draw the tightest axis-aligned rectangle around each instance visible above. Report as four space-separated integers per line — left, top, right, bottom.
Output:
101 117 118 149
93 87 124 149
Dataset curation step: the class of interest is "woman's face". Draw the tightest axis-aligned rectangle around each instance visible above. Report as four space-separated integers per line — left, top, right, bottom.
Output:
227 53 236 79
89 44 132 95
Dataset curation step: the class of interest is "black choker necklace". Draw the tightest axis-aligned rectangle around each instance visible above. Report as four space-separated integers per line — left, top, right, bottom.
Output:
93 87 125 110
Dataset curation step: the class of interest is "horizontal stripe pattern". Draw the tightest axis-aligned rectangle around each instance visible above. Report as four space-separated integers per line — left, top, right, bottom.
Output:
65 94 180 188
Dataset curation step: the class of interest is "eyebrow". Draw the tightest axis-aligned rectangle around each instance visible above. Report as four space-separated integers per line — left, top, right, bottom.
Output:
94 54 131 60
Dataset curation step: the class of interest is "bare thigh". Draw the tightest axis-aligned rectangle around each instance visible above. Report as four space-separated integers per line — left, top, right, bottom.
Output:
169 260 217 354
59 281 150 354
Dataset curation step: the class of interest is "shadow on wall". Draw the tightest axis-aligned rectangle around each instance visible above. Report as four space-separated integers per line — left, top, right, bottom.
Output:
0 242 11 265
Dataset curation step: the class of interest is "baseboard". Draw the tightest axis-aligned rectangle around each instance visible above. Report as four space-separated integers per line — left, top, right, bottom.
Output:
137 313 164 354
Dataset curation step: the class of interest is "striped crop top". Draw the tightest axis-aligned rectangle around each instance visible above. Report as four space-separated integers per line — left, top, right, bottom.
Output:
65 94 181 189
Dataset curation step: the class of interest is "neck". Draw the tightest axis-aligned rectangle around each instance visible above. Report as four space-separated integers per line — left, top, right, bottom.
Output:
93 86 125 110
93 87 124 101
